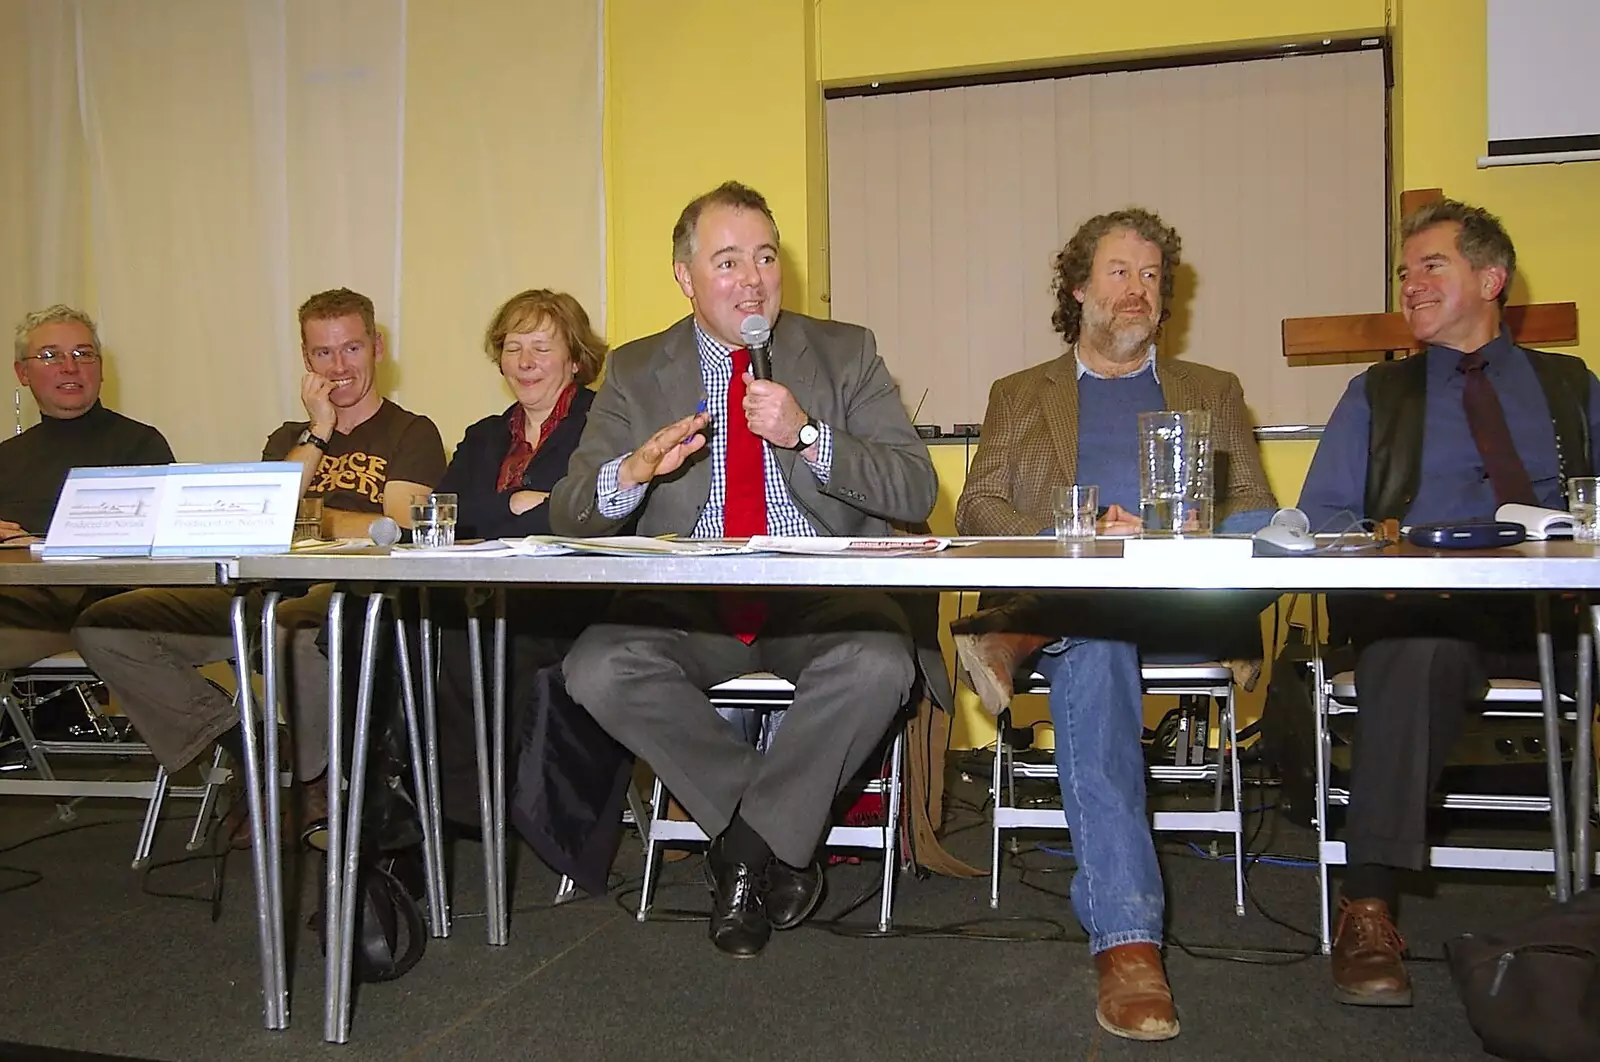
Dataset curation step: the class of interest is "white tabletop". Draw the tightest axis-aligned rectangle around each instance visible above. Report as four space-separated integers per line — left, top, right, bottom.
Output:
0 551 226 587
222 538 1600 593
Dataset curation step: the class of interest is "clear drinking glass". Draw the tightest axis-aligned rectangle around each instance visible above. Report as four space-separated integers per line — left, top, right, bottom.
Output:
1569 477 1600 543
1052 484 1099 544
293 497 323 542
409 492 458 548
1138 410 1214 537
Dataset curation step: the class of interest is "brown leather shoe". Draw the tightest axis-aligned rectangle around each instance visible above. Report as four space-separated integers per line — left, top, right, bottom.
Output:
1094 943 1180 1041
952 632 1051 715
1331 897 1413 1006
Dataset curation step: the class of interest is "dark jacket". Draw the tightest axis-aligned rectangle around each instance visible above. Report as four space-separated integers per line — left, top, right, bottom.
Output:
438 388 596 539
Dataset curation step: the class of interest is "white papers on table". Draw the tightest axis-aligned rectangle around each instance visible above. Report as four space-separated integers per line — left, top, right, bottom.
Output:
546 535 748 557
744 536 951 556
396 537 578 558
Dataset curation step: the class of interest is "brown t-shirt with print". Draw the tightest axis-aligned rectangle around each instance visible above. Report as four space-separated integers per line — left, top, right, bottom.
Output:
262 399 447 513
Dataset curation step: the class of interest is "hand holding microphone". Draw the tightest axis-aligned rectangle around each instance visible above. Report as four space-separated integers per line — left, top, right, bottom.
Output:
740 314 772 381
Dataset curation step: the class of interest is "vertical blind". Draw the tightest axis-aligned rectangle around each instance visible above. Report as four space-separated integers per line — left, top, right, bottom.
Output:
825 48 1388 430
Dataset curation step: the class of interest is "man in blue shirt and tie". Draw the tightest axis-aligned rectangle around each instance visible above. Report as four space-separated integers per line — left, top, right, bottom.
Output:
1299 199 1600 1007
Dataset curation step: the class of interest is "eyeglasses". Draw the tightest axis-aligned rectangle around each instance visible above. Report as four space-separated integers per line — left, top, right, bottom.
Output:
20 348 101 367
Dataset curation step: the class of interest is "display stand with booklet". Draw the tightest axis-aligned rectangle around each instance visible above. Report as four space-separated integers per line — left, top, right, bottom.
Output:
1495 503 1574 540
41 462 303 558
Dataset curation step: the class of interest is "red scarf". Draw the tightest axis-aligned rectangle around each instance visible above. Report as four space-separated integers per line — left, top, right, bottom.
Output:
496 382 578 492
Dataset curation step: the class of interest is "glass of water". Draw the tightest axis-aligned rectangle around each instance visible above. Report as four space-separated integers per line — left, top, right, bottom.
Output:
409 492 458 548
1052 485 1099 544
1138 410 1214 537
1569 477 1600 543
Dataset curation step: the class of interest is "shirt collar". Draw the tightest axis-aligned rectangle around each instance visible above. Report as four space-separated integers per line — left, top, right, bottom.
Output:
1074 344 1160 382
1425 324 1517 379
693 320 737 365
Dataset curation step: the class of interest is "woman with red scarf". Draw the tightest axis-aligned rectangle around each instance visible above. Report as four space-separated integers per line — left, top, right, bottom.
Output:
424 290 629 894
438 289 604 536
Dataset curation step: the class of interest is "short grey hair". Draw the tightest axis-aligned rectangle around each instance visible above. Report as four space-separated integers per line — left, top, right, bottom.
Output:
14 304 100 363
1401 198 1517 308
670 181 781 264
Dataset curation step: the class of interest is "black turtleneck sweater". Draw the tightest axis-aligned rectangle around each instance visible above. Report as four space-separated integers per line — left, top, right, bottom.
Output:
0 402 174 533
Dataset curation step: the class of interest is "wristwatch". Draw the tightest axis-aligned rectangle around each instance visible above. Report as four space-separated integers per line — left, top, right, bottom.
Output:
795 417 822 450
298 427 330 451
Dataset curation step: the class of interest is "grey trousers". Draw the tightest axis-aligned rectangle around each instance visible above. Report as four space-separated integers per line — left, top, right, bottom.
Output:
72 585 333 780
563 591 916 867
0 587 106 670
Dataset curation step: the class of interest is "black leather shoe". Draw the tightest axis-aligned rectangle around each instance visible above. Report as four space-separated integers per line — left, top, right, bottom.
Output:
765 858 825 930
706 836 771 958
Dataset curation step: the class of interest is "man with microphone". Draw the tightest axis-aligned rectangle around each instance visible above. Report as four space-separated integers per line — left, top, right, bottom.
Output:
74 288 445 846
552 180 943 958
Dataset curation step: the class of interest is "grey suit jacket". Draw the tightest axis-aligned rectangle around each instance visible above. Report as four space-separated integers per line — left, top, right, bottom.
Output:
550 311 951 707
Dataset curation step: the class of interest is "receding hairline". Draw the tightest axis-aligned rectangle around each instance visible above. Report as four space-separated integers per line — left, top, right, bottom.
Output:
681 203 780 262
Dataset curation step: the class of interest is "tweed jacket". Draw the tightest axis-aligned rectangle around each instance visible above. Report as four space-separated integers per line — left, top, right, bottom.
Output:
956 353 1277 536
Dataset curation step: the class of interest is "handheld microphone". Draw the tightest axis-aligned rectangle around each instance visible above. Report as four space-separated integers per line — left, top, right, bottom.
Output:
368 516 402 547
739 314 773 381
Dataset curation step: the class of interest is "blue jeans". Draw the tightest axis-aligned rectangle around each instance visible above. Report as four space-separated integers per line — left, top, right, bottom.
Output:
1033 637 1164 953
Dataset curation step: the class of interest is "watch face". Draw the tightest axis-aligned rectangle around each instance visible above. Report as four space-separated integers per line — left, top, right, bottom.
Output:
799 422 819 446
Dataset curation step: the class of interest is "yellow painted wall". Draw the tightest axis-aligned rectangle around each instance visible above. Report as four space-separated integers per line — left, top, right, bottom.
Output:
1394 0 1600 374
605 0 1600 746
817 0 1387 86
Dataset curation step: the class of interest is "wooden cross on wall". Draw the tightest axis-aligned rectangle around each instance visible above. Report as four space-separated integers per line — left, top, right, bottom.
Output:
1281 188 1579 365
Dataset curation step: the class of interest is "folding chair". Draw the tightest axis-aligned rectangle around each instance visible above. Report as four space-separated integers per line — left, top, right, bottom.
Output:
0 652 225 867
987 662 1246 914
1312 665 1593 950
634 672 908 931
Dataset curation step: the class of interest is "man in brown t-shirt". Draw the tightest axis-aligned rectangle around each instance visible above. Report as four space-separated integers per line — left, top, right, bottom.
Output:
72 289 445 843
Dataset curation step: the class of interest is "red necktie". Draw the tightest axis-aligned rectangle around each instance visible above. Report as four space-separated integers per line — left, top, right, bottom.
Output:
1458 351 1537 507
720 348 767 642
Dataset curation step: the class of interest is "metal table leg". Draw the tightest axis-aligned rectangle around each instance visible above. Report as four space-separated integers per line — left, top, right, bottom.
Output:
1535 595 1573 902
229 590 286 1030
326 591 387 1044
491 588 509 946
466 590 509 945
391 591 448 936
1577 601 1598 894
417 588 450 937
322 590 346 1042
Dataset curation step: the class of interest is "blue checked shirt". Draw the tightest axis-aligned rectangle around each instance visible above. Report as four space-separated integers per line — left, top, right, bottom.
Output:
595 322 833 537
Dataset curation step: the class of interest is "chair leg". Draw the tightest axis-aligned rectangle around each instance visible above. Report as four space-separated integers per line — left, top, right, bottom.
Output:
132 765 170 869
1 681 75 822
637 776 667 922
1311 598 1334 955
989 713 1006 910
877 728 905 932
1225 686 1245 916
186 745 227 851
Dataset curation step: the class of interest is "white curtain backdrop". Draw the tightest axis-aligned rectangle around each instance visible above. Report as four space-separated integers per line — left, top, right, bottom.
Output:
8 0 405 461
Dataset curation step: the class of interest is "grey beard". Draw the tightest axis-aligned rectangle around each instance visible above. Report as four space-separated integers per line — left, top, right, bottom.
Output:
1085 318 1153 363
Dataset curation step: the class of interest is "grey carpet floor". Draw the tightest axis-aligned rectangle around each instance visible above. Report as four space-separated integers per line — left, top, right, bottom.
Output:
0 762 1550 1062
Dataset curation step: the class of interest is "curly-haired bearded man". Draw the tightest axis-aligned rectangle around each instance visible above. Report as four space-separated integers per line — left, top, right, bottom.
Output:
952 208 1278 1041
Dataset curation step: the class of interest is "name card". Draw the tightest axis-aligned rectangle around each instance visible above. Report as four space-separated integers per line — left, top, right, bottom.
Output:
150 463 302 557
42 466 170 557
43 463 303 558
